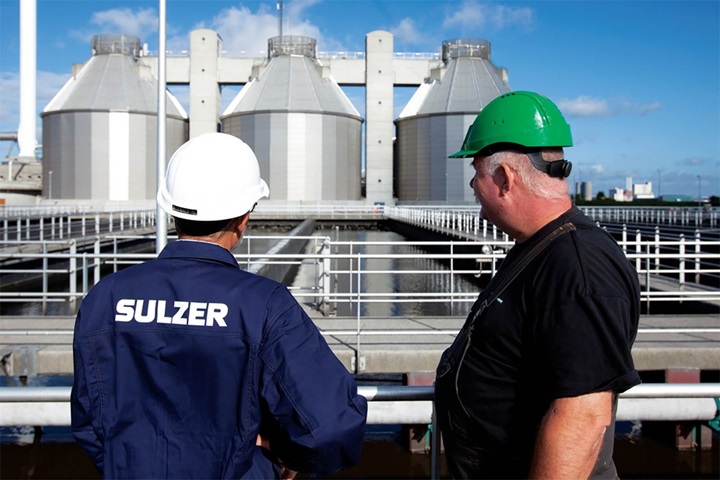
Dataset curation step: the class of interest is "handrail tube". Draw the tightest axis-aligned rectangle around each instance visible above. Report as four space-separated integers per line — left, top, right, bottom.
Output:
2 383 719 403
1 328 719 338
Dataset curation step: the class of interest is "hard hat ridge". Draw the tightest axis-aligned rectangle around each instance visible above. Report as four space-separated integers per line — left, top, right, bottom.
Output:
157 133 269 221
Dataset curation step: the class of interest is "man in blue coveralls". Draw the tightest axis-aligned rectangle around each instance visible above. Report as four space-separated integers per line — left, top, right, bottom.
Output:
71 132 368 479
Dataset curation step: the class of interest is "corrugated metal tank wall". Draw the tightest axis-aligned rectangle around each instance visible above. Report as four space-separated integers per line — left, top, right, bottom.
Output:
40 34 188 201
394 38 511 203
221 36 363 202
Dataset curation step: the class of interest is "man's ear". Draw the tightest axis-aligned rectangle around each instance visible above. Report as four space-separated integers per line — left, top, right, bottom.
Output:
497 163 515 195
237 212 250 234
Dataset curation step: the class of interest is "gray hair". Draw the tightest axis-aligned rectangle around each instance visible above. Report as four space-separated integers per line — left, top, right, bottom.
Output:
480 148 570 200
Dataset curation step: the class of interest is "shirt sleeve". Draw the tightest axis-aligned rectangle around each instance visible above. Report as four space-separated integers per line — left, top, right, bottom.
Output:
258 286 368 476
534 294 640 398
70 303 105 472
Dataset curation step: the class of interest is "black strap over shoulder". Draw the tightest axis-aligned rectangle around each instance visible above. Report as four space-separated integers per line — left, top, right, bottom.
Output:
469 222 577 325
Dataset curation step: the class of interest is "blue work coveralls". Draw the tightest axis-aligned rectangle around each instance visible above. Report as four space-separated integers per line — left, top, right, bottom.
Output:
71 240 367 479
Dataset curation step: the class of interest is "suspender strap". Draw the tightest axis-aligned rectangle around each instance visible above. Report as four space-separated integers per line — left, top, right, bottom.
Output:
470 222 577 324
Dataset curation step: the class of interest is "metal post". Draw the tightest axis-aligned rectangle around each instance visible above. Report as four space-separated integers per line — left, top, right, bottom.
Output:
695 229 701 284
42 241 48 314
320 238 331 315
94 237 101 285
356 252 362 373
69 240 77 304
156 0 168 253
679 234 685 286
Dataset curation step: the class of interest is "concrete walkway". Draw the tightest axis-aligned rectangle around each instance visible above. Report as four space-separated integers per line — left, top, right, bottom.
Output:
1 314 718 376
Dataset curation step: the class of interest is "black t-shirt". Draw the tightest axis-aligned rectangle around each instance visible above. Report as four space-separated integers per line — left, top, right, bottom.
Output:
436 207 640 477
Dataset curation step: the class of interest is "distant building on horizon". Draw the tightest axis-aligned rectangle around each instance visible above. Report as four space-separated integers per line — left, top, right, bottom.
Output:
660 194 693 202
611 188 633 202
633 181 654 200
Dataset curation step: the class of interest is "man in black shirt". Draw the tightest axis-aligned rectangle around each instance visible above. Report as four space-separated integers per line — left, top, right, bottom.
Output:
435 91 640 479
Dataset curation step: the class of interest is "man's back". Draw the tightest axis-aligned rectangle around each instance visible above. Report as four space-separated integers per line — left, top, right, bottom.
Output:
72 240 367 478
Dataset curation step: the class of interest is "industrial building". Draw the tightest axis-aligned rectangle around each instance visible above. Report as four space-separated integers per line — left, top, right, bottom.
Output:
221 35 363 202
395 39 510 203
40 34 188 201
4 25 514 206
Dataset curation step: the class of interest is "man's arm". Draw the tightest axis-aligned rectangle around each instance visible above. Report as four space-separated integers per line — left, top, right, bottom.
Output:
529 390 614 479
259 289 367 477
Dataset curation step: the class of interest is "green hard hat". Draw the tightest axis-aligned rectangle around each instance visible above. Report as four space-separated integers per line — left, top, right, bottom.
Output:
449 91 573 158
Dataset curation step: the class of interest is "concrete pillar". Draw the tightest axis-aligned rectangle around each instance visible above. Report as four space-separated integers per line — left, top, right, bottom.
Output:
365 31 395 205
666 368 712 450
189 30 222 138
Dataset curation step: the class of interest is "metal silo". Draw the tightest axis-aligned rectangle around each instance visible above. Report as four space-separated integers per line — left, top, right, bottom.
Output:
394 38 511 203
40 34 188 201
221 36 363 202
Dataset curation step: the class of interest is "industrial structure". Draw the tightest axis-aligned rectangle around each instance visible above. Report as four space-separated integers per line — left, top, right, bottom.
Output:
221 35 363 202
395 39 510 203
40 34 188 201
3 10 514 206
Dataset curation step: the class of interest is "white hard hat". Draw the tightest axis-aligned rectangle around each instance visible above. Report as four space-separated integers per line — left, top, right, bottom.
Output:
157 133 269 221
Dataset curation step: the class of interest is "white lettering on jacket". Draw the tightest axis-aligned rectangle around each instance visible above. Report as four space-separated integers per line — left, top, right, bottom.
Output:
114 299 228 327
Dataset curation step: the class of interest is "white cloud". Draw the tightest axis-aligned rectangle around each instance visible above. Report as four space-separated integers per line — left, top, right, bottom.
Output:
683 156 704 166
70 7 159 44
620 99 662 116
443 1 534 31
590 164 605 174
559 96 662 118
200 2 332 57
558 96 611 117
391 18 424 45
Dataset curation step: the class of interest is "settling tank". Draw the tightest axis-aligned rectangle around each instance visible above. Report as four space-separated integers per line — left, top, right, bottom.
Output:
394 38 511 203
221 36 363 202
41 34 188 201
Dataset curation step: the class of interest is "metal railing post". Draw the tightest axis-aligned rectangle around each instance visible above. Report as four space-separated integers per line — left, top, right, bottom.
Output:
319 238 332 315
356 251 362 374
69 240 77 304
431 402 440 480
679 234 685 286
654 226 660 273
695 229 701 284
42 241 48 315
94 237 101 286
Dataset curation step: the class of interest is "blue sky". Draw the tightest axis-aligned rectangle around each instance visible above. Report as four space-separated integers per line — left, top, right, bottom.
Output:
1 0 718 198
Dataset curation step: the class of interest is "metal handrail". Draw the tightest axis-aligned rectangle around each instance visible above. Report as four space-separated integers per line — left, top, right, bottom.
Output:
1 383 717 480
1 236 719 309
2 383 720 403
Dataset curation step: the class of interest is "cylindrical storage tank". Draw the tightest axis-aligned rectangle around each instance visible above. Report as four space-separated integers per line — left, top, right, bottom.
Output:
394 38 511 203
40 34 188 201
221 36 363 202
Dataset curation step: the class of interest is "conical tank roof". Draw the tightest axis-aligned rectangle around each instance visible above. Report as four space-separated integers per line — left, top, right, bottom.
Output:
398 38 510 118
224 36 360 118
43 34 186 118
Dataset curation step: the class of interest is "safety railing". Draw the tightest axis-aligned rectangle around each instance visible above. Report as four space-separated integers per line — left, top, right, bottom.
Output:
385 205 720 234
1 383 719 480
1 234 719 315
1 210 157 242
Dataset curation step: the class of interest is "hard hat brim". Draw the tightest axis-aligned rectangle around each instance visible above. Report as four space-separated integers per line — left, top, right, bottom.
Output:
448 148 478 158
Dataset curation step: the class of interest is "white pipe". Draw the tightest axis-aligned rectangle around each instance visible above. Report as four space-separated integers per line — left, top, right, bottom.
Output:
155 0 168 253
17 0 37 160
1 385 719 427
0 397 717 427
